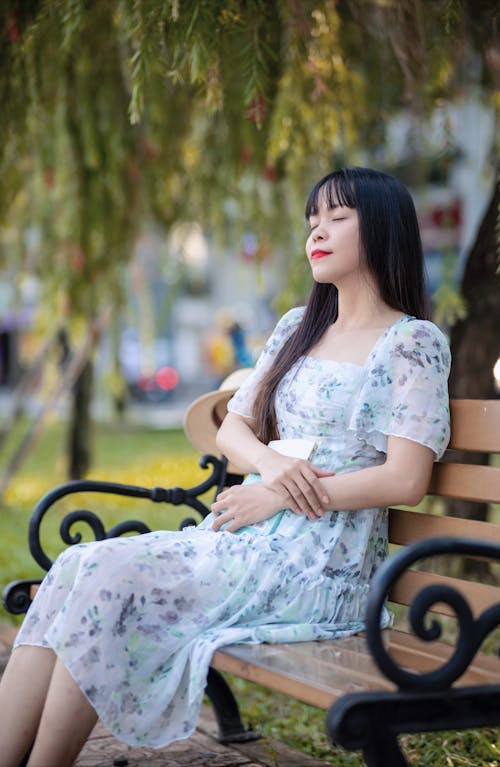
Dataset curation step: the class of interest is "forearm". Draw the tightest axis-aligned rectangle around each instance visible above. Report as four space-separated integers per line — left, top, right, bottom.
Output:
216 412 270 474
319 447 433 511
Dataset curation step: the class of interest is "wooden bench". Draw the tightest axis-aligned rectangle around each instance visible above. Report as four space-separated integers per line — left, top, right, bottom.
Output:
3 398 500 766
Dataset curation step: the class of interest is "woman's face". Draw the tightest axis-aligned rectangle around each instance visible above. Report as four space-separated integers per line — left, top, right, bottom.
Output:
305 196 367 287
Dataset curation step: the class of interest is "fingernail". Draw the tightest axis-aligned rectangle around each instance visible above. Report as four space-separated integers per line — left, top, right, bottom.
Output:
322 496 329 504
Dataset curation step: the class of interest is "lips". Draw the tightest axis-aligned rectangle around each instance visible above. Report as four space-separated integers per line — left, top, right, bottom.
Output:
311 249 331 260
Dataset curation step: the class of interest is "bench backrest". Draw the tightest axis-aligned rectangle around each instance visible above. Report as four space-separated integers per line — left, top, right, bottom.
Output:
387 399 500 616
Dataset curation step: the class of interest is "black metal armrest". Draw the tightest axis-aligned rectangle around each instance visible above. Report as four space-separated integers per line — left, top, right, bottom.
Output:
2 578 43 615
327 536 500 767
364 535 500 691
27 454 231 571
2 454 245 615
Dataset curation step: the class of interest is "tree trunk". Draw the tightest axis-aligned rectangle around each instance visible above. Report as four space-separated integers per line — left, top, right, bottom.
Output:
445 172 499 528
68 359 94 479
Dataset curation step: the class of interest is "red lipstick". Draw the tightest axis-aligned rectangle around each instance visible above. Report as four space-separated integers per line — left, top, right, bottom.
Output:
311 249 331 260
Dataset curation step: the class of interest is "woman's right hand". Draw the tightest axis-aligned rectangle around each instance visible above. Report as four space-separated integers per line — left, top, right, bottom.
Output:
255 450 334 520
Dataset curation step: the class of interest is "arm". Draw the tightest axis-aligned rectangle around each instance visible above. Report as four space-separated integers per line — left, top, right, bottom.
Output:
212 435 435 533
318 435 435 511
216 411 333 517
215 411 269 474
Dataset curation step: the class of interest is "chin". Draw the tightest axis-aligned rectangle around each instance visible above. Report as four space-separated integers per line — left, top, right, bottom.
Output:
311 268 337 284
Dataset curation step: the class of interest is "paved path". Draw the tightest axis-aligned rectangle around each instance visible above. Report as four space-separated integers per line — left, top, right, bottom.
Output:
0 622 329 767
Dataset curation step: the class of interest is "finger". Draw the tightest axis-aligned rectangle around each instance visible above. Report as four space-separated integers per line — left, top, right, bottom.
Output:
303 505 322 521
311 467 336 476
223 520 241 533
270 474 323 516
266 478 299 512
211 496 230 513
277 483 304 514
212 512 230 532
292 472 327 510
311 467 335 500
282 478 322 518
299 471 331 507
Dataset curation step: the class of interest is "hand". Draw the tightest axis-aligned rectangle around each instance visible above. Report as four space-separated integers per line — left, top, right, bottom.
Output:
256 450 334 519
211 483 284 533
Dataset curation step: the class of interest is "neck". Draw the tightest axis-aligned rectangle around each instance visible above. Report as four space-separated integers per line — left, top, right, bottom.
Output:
334 280 401 330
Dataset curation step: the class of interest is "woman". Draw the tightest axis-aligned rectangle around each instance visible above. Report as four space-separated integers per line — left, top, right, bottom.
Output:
0 167 450 766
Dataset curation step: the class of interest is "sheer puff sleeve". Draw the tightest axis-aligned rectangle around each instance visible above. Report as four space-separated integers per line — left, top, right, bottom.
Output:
348 319 451 460
227 307 305 419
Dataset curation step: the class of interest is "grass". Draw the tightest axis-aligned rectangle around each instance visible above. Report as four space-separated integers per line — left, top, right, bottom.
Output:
226 675 500 766
0 418 499 766
0 420 205 601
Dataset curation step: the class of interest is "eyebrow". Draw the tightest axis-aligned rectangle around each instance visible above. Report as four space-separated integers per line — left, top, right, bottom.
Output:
309 202 340 217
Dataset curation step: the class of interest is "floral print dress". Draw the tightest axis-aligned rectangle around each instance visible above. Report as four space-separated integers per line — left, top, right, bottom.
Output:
14 308 451 748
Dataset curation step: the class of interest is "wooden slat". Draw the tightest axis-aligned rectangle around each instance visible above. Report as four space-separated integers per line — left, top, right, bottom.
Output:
427 462 500 503
386 630 500 683
285 635 493 686
211 641 394 709
388 569 500 615
212 627 500 709
287 628 500 684
448 400 500 452
389 507 500 546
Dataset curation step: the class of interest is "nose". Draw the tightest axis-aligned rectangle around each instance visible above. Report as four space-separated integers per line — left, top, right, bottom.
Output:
312 225 326 241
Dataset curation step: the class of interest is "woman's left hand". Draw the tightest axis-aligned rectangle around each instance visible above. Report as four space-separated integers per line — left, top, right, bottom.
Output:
211 483 284 533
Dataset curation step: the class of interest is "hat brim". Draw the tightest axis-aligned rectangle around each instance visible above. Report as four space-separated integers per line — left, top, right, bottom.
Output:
183 388 243 474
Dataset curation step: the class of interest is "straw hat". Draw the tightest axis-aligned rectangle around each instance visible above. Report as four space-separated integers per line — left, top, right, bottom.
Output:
183 368 253 473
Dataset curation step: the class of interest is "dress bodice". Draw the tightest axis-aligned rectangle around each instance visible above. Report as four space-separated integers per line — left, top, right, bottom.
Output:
275 355 383 473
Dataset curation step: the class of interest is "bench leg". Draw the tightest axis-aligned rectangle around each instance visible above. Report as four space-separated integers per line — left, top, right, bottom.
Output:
205 667 261 743
328 692 410 767
362 732 408 767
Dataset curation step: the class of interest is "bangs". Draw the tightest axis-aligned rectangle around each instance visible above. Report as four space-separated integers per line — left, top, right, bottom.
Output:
305 170 358 218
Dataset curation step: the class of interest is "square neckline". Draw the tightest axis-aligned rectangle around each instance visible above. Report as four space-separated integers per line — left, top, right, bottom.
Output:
303 315 411 369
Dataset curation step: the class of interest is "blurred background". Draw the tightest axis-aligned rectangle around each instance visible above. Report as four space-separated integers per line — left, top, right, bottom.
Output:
0 0 498 490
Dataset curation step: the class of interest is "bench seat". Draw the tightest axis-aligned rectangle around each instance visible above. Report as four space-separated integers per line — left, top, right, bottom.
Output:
212 628 500 710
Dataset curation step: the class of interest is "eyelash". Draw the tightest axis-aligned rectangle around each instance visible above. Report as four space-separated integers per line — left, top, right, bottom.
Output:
309 217 344 231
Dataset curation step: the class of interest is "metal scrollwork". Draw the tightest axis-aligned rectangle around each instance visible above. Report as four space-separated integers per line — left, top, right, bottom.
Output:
27 455 230 573
59 511 153 551
365 536 500 691
106 520 153 538
60 510 107 546
1 579 42 615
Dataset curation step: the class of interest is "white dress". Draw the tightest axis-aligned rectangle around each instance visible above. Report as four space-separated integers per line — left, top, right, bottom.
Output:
14 309 451 747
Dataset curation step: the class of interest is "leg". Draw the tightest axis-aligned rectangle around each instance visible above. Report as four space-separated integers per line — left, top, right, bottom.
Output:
0 646 56 767
26 658 98 767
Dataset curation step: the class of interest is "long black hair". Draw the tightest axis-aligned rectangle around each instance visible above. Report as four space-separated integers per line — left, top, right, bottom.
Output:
253 167 429 443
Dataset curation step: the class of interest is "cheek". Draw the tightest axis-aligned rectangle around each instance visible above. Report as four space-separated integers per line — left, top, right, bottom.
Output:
305 233 314 254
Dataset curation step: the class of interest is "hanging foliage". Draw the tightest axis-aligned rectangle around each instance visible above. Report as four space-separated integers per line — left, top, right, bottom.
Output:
1 0 498 323
0 0 498 483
